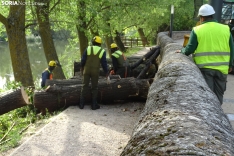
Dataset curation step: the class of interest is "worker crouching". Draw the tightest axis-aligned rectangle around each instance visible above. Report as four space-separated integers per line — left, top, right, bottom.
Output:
41 60 57 88
110 43 131 78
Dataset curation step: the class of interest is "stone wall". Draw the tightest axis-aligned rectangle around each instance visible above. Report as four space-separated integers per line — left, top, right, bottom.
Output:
121 32 234 155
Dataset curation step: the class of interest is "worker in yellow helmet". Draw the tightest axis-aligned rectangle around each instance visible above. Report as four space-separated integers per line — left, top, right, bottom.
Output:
41 60 57 88
176 4 234 104
110 43 130 78
79 36 109 110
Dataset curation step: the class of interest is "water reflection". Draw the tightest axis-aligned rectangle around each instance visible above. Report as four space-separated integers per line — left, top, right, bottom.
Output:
0 39 79 89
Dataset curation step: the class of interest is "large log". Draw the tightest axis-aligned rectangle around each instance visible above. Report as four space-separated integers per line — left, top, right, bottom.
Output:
0 87 30 115
121 32 234 155
34 77 145 112
130 46 159 70
136 48 160 79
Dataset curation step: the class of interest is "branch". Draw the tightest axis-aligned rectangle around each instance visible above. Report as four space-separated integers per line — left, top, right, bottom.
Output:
19 124 31 135
0 122 16 143
0 13 7 26
0 138 11 145
50 0 61 13
25 22 37 29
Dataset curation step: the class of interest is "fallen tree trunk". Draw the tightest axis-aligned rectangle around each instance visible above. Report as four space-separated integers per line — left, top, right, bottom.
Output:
121 32 234 155
0 87 30 115
34 77 149 112
45 79 82 86
137 48 160 79
131 46 159 70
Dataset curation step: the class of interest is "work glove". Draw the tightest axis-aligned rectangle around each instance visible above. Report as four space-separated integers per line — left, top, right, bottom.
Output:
107 76 111 85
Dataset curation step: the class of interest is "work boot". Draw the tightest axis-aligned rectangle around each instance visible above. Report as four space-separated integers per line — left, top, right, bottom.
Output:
91 98 100 110
79 98 84 109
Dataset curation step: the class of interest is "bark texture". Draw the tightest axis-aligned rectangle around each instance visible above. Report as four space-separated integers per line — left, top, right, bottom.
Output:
76 1 88 56
33 77 149 112
5 3 34 87
121 32 234 155
35 0 65 79
0 87 29 115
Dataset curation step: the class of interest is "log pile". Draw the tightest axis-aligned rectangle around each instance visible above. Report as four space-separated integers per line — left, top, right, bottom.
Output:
121 32 234 155
33 77 153 113
0 47 160 115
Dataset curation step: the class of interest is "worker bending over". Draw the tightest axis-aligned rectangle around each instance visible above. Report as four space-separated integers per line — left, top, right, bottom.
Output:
110 43 131 78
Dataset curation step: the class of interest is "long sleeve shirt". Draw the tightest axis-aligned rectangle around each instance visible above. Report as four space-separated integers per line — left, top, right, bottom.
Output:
181 19 234 68
81 48 108 74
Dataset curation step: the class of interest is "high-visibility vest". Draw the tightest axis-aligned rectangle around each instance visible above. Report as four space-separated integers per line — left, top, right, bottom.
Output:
112 50 127 68
85 46 105 71
193 22 230 74
45 68 53 79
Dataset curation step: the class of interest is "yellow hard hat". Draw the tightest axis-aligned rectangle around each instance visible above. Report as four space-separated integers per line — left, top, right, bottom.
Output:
93 36 102 44
110 43 118 49
48 60 56 67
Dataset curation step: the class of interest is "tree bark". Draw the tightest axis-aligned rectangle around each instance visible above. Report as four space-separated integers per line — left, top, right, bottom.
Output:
131 46 159 70
104 34 113 57
35 0 66 79
3 3 34 87
136 48 160 79
0 87 30 115
121 32 234 155
33 77 150 112
76 1 88 56
137 28 149 47
114 31 126 52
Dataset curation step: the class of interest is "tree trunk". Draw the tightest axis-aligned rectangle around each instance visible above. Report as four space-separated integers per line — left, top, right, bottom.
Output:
33 77 150 113
0 87 30 115
3 3 34 87
105 34 113 57
121 32 234 155
136 48 160 79
35 0 65 79
76 1 88 56
114 31 126 52
131 46 159 70
137 28 149 47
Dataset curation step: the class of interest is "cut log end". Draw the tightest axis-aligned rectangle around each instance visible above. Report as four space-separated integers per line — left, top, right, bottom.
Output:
21 87 31 104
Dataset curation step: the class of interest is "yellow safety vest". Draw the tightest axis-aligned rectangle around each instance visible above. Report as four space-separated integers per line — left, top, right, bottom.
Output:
85 46 105 71
87 46 105 58
193 22 230 74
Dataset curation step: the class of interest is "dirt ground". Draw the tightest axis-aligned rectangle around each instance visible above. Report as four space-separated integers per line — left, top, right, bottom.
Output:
2 102 145 156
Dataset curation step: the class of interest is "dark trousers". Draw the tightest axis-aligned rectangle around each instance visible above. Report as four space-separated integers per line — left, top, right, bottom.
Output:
81 70 99 99
200 68 227 104
116 66 131 78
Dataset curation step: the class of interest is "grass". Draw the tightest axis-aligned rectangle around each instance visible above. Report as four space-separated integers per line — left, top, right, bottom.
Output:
0 82 62 153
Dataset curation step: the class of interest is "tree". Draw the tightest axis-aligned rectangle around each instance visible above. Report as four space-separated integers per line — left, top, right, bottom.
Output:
35 0 66 79
0 1 34 87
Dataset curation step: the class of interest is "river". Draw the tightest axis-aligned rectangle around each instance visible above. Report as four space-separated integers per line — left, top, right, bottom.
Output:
0 38 79 90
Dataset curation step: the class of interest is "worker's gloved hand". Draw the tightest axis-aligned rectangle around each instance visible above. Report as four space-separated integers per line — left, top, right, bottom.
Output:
106 76 111 85
80 67 83 76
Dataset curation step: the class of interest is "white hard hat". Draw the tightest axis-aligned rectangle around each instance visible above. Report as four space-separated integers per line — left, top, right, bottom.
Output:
198 4 215 16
